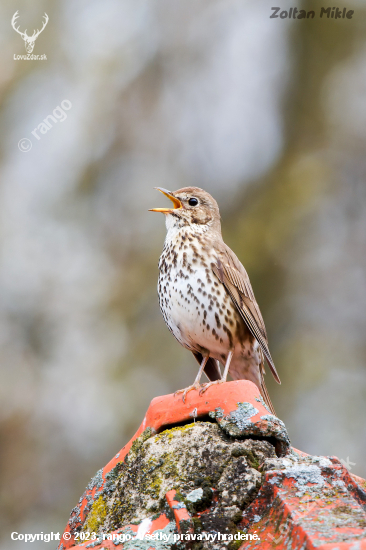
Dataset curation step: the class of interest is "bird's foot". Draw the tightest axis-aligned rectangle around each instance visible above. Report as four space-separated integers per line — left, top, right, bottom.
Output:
174 383 202 404
199 379 225 396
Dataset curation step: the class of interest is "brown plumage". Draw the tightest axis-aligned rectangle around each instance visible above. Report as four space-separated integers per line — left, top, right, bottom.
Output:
150 186 281 414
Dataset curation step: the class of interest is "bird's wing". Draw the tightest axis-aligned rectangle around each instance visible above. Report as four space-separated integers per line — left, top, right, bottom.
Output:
212 241 281 384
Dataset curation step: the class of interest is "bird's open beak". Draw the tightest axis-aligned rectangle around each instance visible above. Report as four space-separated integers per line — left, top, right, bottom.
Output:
149 188 182 213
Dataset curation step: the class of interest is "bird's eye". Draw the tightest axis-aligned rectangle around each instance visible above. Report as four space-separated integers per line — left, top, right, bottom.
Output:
188 197 198 207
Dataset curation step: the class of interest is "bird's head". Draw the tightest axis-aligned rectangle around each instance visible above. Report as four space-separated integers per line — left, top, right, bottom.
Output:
150 187 221 233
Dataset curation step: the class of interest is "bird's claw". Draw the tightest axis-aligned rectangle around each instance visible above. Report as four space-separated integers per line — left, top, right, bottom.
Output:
174 384 201 403
199 379 224 396
175 379 225 402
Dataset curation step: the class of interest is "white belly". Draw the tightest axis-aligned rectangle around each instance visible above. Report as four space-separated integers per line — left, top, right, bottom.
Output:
158 248 235 358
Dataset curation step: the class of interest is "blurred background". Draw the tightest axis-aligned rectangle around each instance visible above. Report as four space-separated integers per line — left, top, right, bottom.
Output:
0 0 366 547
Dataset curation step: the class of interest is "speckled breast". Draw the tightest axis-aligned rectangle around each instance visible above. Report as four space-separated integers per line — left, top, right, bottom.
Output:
157 231 240 358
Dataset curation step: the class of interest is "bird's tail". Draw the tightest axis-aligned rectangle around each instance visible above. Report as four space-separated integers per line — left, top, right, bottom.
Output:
259 361 276 416
260 377 276 416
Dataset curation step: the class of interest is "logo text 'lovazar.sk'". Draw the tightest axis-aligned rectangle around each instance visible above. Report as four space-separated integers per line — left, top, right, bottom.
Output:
12 10 48 60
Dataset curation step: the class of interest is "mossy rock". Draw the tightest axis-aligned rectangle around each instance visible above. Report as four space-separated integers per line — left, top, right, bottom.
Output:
79 421 275 548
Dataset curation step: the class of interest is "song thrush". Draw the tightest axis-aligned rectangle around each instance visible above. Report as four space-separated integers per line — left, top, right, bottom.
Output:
150 187 281 413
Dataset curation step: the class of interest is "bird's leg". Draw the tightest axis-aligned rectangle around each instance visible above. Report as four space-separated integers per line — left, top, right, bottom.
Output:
221 350 234 381
175 355 209 403
199 351 233 395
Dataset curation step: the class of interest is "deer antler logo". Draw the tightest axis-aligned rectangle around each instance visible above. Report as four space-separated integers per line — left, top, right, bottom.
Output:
11 11 49 54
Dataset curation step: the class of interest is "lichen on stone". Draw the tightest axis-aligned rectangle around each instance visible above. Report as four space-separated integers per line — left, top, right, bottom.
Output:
255 396 271 413
285 464 325 488
253 451 366 543
212 402 291 457
61 399 366 550
122 522 177 550
78 421 276 548
83 495 108 534
229 403 259 430
186 488 203 503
